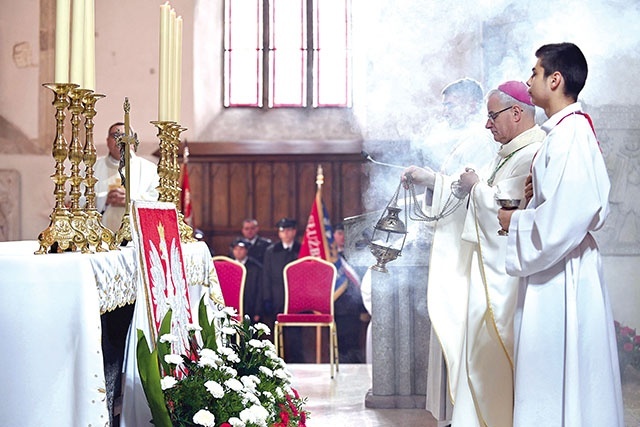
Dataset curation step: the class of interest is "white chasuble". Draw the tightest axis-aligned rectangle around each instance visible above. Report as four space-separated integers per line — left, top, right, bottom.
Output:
506 104 624 427
461 126 544 427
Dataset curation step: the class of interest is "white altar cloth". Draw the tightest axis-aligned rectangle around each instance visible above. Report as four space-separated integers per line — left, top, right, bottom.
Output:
0 240 216 427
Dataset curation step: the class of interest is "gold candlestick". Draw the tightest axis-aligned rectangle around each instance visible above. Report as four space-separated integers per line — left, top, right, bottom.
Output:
82 91 116 251
152 120 194 243
36 83 78 254
67 87 92 253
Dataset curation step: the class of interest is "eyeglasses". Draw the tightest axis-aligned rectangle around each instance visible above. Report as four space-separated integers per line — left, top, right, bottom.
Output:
487 106 514 123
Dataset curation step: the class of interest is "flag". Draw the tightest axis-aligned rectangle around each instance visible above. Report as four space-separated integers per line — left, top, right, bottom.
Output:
180 142 193 227
299 166 349 299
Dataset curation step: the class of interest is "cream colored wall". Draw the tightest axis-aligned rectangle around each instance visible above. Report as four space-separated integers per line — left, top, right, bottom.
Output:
0 0 40 141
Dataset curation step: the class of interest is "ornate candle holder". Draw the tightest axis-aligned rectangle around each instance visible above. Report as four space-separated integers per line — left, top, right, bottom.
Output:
36 83 78 254
152 120 195 243
82 91 116 251
66 87 94 253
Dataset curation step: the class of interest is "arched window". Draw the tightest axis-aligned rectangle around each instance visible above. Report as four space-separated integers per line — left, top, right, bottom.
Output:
224 0 352 108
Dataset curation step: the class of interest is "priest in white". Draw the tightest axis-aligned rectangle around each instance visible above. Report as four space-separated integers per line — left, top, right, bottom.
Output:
499 43 624 427
404 80 543 426
94 122 160 233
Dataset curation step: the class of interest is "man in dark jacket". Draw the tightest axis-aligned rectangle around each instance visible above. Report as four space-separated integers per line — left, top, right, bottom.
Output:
230 237 264 323
240 218 272 264
262 217 303 362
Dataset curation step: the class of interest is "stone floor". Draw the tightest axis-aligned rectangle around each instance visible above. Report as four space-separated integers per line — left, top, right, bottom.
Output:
288 363 640 427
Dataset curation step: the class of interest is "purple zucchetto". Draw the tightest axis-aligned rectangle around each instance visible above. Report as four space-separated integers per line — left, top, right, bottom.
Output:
498 81 534 106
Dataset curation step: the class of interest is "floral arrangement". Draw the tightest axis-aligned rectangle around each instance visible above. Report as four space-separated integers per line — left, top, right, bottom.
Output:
137 297 309 427
614 320 640 374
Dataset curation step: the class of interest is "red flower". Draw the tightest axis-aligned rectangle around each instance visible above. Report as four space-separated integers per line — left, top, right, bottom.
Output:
634 336 640 345
624 342 634 352
220 424 232 427
292 388 300 399
621 326 635 337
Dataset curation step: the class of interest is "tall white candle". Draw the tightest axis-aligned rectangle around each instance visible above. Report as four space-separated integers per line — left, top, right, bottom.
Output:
54 0 71 83
159 2 170 121
83 0 95 91
70 0 85 87
175 16 183 123
168 8 176 121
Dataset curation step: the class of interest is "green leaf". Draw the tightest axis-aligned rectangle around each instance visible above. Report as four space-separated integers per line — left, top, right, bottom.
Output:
198 295 217 350
156 309 173 375
136 329 172 427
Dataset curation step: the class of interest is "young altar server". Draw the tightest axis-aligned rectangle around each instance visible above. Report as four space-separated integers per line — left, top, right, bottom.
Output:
498 42 624 426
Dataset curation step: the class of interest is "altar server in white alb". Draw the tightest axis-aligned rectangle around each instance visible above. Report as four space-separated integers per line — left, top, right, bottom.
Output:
404 80 544 426
94 122 160 233
498 42 624 426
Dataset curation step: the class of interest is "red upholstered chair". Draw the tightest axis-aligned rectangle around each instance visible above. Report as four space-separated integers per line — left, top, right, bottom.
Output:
212 256 246 321
274 256 339 378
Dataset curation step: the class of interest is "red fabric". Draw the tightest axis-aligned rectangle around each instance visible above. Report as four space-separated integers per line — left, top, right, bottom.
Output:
213 257 245 320
180 161 193 227
299 189 330 259
283 257 336 315
132 202 193 356
276 313 333 323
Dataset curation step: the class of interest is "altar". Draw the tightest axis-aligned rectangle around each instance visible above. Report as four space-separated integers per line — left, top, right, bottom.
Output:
0 240 214 427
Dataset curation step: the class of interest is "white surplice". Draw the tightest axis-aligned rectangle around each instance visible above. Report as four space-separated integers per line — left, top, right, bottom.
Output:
461 126 544 427
506 103 624 427
94 153 160 232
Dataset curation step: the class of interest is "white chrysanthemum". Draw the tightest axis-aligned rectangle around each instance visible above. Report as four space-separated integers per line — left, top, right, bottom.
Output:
248 339 265 349
160 375 177 390
242 391 261 405
192 409 216 427
240 375 259 393
264 349 279 360
225 377 244 392
253 323 271 335
239 404 269 426
221 306 238 318
159 333 178 344
274 368 289 379
204 380 225 398
221 326 236 335
187 323 202 332
213 309 228 319
199 348 218 359
221 365 237 376
198 356 218 368
275 387 284 399
228 417 244 427
261 390 274 402
164 354 183 365
258 366 273 377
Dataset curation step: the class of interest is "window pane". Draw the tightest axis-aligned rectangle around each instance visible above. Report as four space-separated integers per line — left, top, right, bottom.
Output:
313 0 351 107
269 0 306 107
225 0 263 107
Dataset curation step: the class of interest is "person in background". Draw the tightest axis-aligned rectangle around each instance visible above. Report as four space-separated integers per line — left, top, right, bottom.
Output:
403 78 496 426
240 218 272 264
230 237 264 323
94 122 159 233
262 218 303 362
421 78 497 175
332 222 367 363
498 42 624 426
